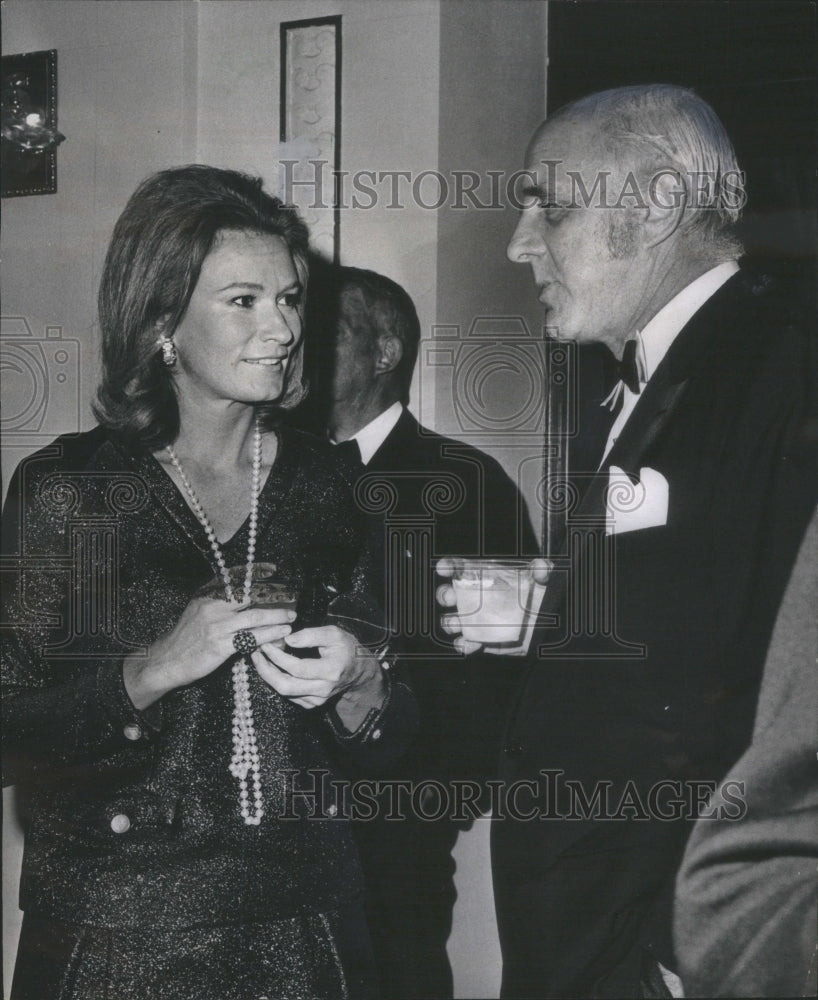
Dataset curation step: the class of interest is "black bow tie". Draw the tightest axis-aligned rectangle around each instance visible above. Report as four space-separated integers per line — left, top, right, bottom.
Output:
333 438 363 469
613 339 642 395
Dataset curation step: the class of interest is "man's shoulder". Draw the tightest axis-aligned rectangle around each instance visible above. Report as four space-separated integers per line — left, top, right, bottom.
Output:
670 266 814 395
708 267 811 343
373 413 535 553
712 270 814 390
378 411 509 476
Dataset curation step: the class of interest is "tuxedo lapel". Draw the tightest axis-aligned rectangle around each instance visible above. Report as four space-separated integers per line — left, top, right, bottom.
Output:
537 373 692 618
571 271 746 523
604 375 689 478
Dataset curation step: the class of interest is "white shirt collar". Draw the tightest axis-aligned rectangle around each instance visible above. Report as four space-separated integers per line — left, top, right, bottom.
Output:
340 401 403 466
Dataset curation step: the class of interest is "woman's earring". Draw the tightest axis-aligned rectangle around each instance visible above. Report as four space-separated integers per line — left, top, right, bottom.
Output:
158 336 177 367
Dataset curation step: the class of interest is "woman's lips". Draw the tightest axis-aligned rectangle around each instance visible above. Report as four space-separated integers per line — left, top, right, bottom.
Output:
244 357 285 367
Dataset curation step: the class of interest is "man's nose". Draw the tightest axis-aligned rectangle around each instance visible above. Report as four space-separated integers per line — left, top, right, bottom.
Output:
507 211 543 263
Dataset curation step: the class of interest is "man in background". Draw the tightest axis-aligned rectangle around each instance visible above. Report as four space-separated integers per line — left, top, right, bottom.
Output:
299 265 536 999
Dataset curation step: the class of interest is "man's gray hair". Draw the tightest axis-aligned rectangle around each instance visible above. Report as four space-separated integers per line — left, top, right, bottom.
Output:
555 84 744 259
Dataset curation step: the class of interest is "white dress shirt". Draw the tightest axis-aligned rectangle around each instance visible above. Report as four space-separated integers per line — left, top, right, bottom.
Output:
334 401 403 466
600 261 739 464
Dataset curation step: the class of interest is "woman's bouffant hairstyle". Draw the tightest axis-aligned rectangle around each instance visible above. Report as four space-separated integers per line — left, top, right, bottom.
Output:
93 165 310 448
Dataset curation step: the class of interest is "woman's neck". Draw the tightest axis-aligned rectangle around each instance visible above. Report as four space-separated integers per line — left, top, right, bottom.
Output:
156 401 276 543
169 401 259 471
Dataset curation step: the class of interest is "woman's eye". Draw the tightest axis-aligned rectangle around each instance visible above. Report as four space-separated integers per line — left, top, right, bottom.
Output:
231 295 256 308
278 290 303 309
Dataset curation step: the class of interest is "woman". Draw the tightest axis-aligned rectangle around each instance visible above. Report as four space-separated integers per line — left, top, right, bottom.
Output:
2 165 415 999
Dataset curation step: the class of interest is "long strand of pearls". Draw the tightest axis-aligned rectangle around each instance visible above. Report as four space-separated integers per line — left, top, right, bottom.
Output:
166 414 264 825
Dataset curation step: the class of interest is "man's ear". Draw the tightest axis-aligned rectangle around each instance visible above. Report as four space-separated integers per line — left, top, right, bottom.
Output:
643 168 687 248
374 334 403 375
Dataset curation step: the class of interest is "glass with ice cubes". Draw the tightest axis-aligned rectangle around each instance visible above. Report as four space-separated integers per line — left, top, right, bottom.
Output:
450 558 536 644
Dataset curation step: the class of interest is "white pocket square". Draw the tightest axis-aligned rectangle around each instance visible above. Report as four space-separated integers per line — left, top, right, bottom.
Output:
605 466 669 535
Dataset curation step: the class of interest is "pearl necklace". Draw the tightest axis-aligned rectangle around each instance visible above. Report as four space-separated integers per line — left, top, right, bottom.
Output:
166 415 264 826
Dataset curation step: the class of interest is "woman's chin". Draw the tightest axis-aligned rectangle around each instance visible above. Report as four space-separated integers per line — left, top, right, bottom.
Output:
237 376 287 405
240 391 286 407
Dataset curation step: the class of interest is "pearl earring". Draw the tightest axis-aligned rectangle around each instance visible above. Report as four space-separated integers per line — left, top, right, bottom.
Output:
159 336 177 367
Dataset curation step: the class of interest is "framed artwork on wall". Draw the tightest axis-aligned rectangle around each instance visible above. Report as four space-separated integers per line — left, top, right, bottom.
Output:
280 16 341 261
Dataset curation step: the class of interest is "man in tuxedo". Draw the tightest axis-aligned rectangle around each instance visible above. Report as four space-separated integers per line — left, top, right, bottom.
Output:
439 83 817 996
307 266 537 998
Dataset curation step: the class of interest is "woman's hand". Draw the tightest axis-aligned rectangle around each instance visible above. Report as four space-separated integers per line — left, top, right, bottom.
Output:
251 625 387 730
124 598 296 709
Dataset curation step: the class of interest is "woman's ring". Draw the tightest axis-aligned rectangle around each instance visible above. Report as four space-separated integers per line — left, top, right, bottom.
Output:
233 629 258 655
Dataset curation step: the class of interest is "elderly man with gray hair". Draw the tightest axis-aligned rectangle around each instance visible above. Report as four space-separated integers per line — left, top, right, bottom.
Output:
438 84 817 997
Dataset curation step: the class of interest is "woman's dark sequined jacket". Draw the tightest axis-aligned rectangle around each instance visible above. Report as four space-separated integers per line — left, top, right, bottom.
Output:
1 424 417 931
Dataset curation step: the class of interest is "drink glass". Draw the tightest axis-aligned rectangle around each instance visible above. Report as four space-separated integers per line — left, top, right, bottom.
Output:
450 558 535 645
195 562 299 611
196 563 299 652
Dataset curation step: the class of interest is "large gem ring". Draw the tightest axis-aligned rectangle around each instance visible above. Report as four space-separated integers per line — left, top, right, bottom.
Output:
233 629 258 656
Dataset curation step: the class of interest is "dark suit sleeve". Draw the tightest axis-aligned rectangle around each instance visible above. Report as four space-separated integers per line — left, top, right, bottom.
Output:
324 664 419 776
